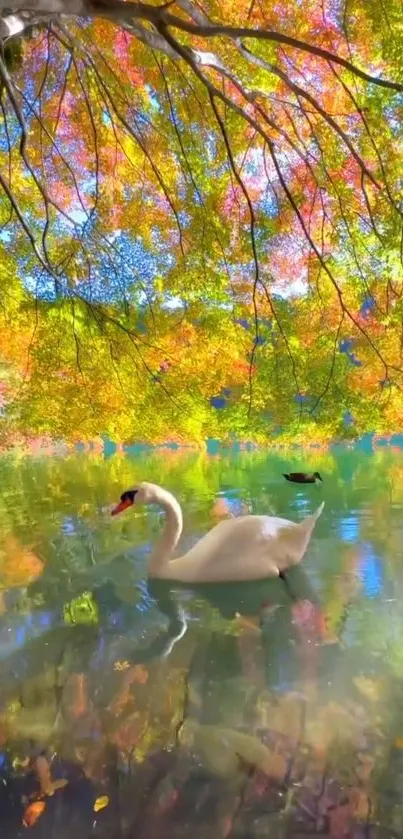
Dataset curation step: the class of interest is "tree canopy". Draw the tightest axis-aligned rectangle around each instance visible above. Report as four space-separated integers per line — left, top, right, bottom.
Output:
0 0 402 443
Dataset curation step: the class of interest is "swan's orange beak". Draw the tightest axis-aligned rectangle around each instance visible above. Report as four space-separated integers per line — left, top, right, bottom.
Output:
111 498 133 516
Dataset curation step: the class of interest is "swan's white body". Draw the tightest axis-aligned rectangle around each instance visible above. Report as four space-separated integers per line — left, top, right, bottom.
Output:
114 483 324 584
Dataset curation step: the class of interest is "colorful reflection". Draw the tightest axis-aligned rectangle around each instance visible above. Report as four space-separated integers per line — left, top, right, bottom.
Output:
0 447 402 836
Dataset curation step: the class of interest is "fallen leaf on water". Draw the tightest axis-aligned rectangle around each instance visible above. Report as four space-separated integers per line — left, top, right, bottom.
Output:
234 613 260 634
35 755 51 795
357 752 375 780
156 789 178 814
47 779 68 796
221 815 233 838
23 801 45 827
132 665 148 684
69 672 88 717
353 676 385 703
352 788 370 820
12 755 30 771
35 756 68 796
94 795 109 812
114 660 130 671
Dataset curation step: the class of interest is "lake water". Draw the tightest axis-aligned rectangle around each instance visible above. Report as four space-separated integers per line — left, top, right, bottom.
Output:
0 445 403 837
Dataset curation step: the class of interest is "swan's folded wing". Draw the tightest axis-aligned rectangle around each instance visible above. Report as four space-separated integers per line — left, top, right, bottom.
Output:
164 516 286 582
156 505 323 583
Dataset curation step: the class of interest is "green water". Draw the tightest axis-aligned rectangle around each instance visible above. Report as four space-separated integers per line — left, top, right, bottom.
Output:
1 446 403 836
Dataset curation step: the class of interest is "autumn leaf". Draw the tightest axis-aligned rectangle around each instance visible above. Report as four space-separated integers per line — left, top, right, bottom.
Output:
34 755 68 797
114 660 131 672
23 801 46 828
94 796 109 813
132 665 149 685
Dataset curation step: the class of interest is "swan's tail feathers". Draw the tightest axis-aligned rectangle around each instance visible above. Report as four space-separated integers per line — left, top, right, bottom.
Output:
277 502 324 567
312 501 325 521
295 500 325 537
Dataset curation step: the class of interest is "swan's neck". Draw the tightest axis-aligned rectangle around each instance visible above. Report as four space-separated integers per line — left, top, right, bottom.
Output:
148 489 183 574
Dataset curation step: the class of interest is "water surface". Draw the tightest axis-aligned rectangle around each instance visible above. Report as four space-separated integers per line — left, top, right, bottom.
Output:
0 446 402 837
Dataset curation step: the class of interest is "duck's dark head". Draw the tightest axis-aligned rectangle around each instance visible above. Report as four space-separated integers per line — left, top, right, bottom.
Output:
111 488 138 516
314 472 323 482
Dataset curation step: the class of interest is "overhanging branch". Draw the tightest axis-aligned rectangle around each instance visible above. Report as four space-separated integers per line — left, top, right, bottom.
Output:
1 0 403 92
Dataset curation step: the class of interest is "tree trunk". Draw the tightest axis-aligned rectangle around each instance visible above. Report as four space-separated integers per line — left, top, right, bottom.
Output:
0 0 87 12
0 0 89 40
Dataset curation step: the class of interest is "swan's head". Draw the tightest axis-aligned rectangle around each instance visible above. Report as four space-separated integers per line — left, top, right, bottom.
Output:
111 482 157 516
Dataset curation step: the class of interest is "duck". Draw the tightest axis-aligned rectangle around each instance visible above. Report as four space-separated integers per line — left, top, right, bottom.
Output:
110 482 324 583
283 472 323 484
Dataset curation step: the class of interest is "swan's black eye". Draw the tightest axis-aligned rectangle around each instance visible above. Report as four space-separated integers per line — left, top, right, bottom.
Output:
120 489 137 503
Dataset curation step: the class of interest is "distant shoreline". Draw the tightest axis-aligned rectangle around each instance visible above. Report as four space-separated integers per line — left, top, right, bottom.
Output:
0 433 401 456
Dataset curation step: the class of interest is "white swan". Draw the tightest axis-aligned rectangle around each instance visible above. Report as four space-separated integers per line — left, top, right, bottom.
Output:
111 483 324 583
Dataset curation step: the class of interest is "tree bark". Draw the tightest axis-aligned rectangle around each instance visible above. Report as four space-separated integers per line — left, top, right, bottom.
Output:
0 0 87 12
1 0 402 93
